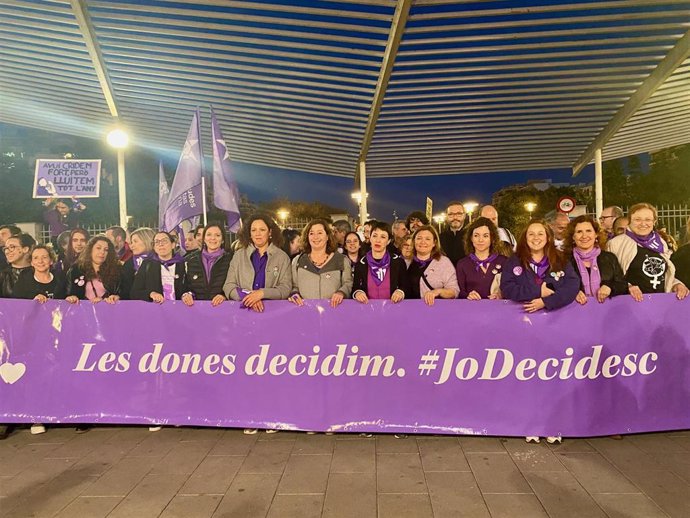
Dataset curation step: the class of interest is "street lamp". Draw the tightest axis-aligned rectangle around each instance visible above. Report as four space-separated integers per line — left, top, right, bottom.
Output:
106 127 129 230
432 213 446 232
277 209 289 228
463 201 478 223
524 202 537 217
351 191 369 223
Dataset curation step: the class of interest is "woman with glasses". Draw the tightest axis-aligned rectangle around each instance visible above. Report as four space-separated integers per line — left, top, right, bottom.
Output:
343 231 363 269
131 231 188 303
0 233 36 298
607 203 688 301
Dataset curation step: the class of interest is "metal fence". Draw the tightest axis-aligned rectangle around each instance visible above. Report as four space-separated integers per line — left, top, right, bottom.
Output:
655 204 690 242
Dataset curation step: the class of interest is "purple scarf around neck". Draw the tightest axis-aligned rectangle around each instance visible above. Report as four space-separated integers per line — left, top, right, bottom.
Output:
413 256 433 269
155 253 185 268
366 250 390 286
201 248 224 283
529 255 550 280
469 253 498 272
133 252 151 272
573 247 602 296
625 229 665 254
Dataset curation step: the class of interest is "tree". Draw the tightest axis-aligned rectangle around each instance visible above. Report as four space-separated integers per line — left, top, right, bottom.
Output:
258 198 346 222
602 158 632 207
630 144 690 205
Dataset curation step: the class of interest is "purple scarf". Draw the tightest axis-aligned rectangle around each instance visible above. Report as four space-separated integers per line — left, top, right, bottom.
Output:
469 253 498 272
413 256 433 269
366 251 390 286
625 229 665 254
133 252 151 272
201 248 224 283
573 247 602 296
155 253 185 268
529 256 550 280
154 253 184 301
251 249 268 290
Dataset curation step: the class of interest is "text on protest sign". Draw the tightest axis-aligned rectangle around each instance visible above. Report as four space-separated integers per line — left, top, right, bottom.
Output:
33 159 101 198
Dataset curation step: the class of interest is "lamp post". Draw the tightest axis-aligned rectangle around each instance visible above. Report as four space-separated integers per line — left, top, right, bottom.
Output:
463 202 478 224
106 128 129 230
277 209 289 229
524 202 537 218
351 191 369 224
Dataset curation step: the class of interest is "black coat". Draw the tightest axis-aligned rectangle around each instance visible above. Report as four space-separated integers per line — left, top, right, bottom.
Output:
439 228 467 267
671 244 690 288
568 250 628 297
130 259 189 301
14 268 67 300
0 266 31 298
66 264 124 300
185 251 233 300
352 253 409 297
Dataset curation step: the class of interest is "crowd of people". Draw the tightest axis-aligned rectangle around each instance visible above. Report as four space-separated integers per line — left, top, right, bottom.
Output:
1 199 689 441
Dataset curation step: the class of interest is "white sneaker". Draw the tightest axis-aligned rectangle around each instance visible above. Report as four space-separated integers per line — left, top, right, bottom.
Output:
265 429 279 434
359 432 373 438
148 426 162 432
243 428 258 435
31 424 46 435
546 436 562 444
525 436 540 443
306 431 316 435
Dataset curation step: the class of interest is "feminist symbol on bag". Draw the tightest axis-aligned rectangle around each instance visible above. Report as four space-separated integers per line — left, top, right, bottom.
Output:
642 256 666 290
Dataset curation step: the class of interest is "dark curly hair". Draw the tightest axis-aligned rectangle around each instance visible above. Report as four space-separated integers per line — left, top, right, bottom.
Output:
463 217 504 256
239 212 283 249
77 236 121 289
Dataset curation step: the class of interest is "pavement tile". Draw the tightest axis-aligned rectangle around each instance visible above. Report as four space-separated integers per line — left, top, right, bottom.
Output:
503 439 568 472
266 494 323 518
466 452 532 493
44 429 118 459
277 453 331 494
176 427 225 442
2 443 67 477
80 456 159 497
238 439 294 474
150 440 215 475
557 452 639 494
378 493 433 518
179 455 243 495
626 433 690 454
0 457 77 497
212 473 281 518
591 493 668 518
376 453 427 494
425 471 490 518
483 493 549 518
54 496 122 518
667 435 690 452
256 431 302 441
125 432 181 458
418 437 471 472
208 430 258 456
322 473 376 518
625 469 690 518
458 436 507 453
648 452 690 484
107 473 188 518
160 494 222 517
546 439 596 453
587 437 667 473
375 434 419 454
292 433 336 454
330 438 375 473
524 471 607 518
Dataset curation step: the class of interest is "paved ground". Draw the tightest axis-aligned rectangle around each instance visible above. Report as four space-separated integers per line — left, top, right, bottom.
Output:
1 427 689 517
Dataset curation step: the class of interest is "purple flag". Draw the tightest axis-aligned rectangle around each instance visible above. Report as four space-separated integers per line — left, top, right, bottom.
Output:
210 107 241 232
164 110 203 232
158 161 169 231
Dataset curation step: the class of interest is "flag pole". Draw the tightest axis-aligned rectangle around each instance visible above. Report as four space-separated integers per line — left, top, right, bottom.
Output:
201 175 208 227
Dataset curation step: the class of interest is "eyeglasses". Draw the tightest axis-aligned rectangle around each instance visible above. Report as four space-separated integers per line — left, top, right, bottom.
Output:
2 245 20 253
599 215 615 220
153 239 171 246
447 212 465 217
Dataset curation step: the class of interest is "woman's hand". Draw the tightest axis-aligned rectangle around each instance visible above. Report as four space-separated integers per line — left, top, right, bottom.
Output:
467 290 482 301
330 292 344 308
596 285 612 303
150 292 165 304
34 294 48 304
576 290 588 305
242 289 264 308
673 283 689 300
488 291 501 300
248 299 264 313
540 283 555 298
181 293 194 306
523 298 545 313
628 285 643 302
104 295 119 305
391 289 404 304
424 289 439 306
354 291 369 304
289 294 304 306
211 294 225 307
66 296 79 304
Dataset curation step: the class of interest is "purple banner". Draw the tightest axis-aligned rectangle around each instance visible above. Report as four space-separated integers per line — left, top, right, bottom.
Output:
1 297 688 437
33 159 101 198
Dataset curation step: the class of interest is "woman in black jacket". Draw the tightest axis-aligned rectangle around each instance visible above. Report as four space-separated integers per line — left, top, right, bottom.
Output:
564 215 627 304
182 224 233 307
14 245 67 301
131 231 188 303
66 236 123 304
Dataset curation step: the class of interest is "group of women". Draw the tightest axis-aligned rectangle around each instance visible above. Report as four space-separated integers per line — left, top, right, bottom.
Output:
1 203 688 439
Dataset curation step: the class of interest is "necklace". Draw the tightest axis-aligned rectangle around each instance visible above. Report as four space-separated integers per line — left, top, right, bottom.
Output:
310 252 330 268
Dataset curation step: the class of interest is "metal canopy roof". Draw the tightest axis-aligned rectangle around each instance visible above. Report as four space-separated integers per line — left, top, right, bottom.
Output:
1 0 689 179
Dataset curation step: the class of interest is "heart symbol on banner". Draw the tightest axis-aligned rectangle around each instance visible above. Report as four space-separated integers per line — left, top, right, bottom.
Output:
0 362 26 384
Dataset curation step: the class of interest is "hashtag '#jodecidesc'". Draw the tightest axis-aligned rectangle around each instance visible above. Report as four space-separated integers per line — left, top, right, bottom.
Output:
418 350 440 375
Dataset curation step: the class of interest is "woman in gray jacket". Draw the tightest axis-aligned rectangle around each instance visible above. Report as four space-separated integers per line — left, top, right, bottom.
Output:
289 219 352 307
223 212 292 312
